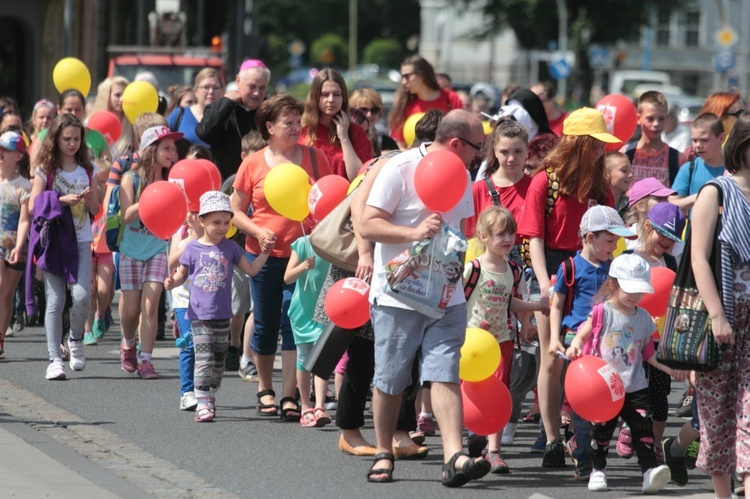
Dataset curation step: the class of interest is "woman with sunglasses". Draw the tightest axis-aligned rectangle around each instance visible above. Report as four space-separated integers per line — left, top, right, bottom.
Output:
167 68 224 148
387 56 463 150
300 69 372 181
349 88 398 155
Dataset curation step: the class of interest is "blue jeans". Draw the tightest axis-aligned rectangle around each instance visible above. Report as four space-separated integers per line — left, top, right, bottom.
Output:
245 252 295 355
174 308 194 395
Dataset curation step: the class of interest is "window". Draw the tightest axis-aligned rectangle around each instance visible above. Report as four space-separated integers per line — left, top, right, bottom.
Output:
685 10 700 47
681 74 700 96
655 9 671 46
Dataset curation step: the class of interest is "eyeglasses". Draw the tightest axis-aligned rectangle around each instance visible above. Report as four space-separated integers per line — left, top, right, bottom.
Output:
457 137 482 152
198 85 221 92
401 72 416 81
357 106 381 115
724 108 745 118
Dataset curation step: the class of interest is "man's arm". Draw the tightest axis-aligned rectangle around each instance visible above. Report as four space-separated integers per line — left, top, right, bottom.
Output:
359 205 441 245
195 98 237 145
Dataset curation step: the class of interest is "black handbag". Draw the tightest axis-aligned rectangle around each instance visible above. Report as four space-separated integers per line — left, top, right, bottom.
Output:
657 185 723 372
303 321 356 379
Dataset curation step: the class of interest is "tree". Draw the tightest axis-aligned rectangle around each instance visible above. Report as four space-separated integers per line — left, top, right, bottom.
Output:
468 0 683 104
311 33 348 67
362 38 403 67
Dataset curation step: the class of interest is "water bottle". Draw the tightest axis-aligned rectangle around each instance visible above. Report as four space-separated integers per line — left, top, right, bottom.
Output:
548 275 557 302
175 331 192 350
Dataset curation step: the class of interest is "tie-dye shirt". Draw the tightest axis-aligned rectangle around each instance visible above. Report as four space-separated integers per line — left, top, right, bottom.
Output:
0 176 32 261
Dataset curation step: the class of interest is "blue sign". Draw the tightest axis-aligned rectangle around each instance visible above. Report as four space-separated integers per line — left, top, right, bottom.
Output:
715 48 736 73
548 59 571 79
588 48 610 68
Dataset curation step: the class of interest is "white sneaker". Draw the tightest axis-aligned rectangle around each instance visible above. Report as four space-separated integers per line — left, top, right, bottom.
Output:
642 464 671 494
67 338 86 371
45 359 66 380
180 392 198 411
588 469 608 492
501 423 517 446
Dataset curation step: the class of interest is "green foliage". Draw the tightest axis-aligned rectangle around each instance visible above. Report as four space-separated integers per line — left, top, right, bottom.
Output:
265 34 291 81
362 38 403 67
311 33 348 66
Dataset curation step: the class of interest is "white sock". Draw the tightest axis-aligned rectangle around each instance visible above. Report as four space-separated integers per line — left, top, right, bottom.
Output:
139 352 152 363
123 336 136 348
420 411 433 418
240 355 252 368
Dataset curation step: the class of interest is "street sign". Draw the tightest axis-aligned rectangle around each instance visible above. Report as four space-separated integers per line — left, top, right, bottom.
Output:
714 47 736 73
589 47 610 68
548 59 571 79
714 26 738 47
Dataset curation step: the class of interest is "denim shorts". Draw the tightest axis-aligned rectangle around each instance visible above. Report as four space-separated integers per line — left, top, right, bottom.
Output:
371 303 466 395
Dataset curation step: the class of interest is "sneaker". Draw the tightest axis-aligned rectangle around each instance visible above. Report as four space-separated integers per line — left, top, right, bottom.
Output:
530 428 547 453
467 433 488 458
180 392 198 411
82 331 98 346
60 343 70 362
684 440 699 470
92 317 106 340
12 310 24 334
0 340 5 359
616 424 634 459
418 413 437 436
324 389 338 411
662 437 688 486
575 461 593 481
654 441 664 464
5 325 14 338
225 345 240 371
137 361 159 379
45 359 66 380
67 338 85 371
588 469 608 492
542 440 566 468
642 464 671 494
104 308 113 331
238 362 259 382
120 343 138 373
501 423 517 446
675 388 693 418
485 451 510 474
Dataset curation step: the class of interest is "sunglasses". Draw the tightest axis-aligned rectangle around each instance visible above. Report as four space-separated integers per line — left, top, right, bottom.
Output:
357 106 381 115
724 109 745 118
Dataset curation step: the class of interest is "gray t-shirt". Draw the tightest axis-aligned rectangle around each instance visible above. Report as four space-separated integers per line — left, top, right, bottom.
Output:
595 302 657 393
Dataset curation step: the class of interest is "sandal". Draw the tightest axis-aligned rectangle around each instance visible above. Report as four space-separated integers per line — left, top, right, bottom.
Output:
300 409 316 427
367 452 394 483
441 452 491 488
195 405 214 423
279 396 301 422
314 407 331 427
256 389 278 416
522 411 541 423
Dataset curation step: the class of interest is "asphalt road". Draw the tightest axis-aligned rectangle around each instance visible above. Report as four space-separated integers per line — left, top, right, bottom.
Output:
0 313 716 498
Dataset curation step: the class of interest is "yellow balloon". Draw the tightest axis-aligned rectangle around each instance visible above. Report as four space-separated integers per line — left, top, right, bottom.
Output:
226 223 238 239
264 163 312 221
347 173 365 195
403 112 426 147
121 81 159 124
459 327 501 382
53 57 91 98
482 121 493 135
613 237 627 258
464 237 483 264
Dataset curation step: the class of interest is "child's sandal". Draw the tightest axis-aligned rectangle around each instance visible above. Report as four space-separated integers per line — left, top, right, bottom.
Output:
195 405 214 423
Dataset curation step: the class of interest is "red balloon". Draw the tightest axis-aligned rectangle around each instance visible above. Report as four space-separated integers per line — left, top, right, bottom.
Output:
168 159 214 211
414 150 468 213
196 159 222 190
595 94 638 151
87 111 122 145
308 175 350 222
565 355 625 423
462 376 512 436
138 181 188 239
324 277 371 329
638 267 676 317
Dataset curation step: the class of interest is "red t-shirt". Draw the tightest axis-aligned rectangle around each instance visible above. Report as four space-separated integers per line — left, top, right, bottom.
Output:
299 122 372 180
548 112 568 137
466 175 531 243
517 169 614 252
233 146 332 258
391 89 464 142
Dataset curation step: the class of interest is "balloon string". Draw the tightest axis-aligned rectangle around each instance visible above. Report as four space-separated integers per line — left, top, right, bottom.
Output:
301 221 310 292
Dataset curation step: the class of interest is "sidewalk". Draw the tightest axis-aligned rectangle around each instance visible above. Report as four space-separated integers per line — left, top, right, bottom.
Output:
0 415 150 498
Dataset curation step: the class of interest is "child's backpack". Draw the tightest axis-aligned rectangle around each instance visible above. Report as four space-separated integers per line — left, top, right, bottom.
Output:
464 258 523 333
581 301 606 356
558 256 576 317
105 172 141 252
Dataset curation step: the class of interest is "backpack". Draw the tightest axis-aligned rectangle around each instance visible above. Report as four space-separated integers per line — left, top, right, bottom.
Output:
464 257 523 334
581 302 606 356
105 171 142 252
520 167 559 266
558 256 576 317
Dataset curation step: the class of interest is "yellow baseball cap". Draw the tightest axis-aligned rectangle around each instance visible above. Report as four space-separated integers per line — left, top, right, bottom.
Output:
562 107 621 143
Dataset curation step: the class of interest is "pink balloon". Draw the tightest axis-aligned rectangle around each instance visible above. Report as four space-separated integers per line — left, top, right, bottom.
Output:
595 94 638 151
168 159 214 212
87 111 122 145
308 175 350 222
139 181 188 239
414 150 468 213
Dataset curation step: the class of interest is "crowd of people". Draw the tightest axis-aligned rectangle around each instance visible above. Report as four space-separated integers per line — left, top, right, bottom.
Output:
1 53 750 495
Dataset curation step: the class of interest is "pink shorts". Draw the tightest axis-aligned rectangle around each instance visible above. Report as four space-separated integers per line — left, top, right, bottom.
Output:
119 253 168 291
334 350 349 376
92 252 114 267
